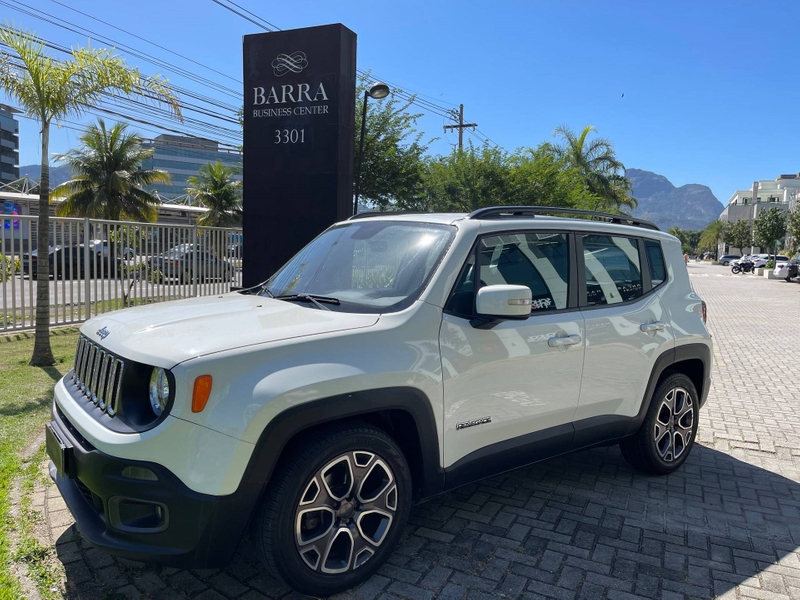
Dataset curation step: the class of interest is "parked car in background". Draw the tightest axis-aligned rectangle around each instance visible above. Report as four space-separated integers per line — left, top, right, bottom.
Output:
23 244 124 279
775 253 799 281
227 241 242 259
150 245 235 283
88 239 136 260
718 254 741 266
752 254 788 269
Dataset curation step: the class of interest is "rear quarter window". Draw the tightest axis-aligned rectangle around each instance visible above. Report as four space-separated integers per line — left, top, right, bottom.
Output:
645 240 667 287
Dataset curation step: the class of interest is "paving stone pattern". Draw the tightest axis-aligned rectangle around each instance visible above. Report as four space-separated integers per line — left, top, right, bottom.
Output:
37 262 800 599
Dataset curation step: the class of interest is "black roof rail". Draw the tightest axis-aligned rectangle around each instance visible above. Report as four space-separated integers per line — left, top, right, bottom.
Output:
466 206 660 231
347 211 430 221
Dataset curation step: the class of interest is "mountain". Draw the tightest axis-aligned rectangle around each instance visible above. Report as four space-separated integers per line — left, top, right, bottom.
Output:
18 164 73 188
627 168 724 231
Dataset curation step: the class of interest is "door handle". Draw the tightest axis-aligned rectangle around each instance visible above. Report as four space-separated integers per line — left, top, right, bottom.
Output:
548 334 582 348
640 321 666 333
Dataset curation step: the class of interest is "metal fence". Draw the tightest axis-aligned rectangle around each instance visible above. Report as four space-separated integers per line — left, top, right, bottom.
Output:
1 214 243 332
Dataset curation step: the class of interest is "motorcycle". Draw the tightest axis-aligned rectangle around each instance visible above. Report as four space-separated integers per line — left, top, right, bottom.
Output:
731 260 754 274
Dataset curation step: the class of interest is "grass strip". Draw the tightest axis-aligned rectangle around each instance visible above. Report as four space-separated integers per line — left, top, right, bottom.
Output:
0 328 79 599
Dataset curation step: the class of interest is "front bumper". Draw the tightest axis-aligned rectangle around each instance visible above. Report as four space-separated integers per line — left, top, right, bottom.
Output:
46 404 258 568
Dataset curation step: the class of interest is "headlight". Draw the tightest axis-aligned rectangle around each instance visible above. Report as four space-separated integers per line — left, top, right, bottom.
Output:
149 368 170 416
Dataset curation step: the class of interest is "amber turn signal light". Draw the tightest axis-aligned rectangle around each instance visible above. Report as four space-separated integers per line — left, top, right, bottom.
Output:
192 375 213 413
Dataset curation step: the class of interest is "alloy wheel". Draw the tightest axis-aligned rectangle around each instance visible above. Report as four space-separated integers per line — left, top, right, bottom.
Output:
652 386 694 462
294 451 397 574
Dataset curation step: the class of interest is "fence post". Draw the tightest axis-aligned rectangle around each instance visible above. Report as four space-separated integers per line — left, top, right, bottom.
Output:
192 224 198 297
84 218 91 319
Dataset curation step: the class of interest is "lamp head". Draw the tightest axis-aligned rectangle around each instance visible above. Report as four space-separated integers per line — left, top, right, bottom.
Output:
368 82 390 100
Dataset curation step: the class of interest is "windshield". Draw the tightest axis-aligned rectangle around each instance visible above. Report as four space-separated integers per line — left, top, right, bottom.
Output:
263 221 455 313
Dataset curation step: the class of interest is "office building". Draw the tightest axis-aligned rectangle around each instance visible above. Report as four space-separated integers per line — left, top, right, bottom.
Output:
0 104 20 185
140 135 242 201
718 173 800 254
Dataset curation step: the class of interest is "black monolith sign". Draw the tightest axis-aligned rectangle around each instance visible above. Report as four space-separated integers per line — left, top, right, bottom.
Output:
242 24 356 286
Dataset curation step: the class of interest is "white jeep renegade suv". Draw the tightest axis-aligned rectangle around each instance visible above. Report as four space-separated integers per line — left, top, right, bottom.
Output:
46 207 712 596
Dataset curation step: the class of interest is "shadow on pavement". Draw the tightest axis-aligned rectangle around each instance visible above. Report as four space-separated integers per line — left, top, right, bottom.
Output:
55 443 800 599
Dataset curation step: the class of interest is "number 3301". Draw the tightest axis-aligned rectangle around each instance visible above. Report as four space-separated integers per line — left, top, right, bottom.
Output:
274 129 305 144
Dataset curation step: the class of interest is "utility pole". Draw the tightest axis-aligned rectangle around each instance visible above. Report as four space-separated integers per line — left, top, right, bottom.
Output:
443 104 477 150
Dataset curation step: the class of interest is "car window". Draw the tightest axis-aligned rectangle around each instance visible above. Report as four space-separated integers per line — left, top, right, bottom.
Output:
645 240 666 287
266 222 455 313
468 232 570 312
583 235 642 306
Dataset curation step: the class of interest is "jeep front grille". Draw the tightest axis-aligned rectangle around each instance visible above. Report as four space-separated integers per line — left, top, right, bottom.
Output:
72 335 125 416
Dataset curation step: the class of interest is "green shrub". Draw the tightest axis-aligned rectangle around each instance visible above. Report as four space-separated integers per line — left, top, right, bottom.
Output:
1 255 21 282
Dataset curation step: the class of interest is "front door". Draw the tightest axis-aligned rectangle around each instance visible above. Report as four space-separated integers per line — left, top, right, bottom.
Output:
440 231 585 482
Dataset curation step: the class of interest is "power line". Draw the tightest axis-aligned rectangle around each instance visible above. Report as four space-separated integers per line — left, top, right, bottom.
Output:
442 104 477 150
46 0 242 85
1 51 242 149
210 0 275 33
214 0 282 31
0 40 243 140
209 0 460 121
472 129 499 148
1 0 242 99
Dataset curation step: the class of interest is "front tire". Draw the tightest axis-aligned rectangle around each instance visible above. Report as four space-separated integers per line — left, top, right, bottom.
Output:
620 372 699 475
731 265 741 274
253 422 412 596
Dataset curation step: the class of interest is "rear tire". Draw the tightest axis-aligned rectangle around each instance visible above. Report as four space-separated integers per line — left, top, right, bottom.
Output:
620 372 699 475
253 422 412 597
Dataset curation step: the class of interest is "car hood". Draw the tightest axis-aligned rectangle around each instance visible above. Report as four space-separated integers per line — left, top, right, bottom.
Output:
81 293 380 367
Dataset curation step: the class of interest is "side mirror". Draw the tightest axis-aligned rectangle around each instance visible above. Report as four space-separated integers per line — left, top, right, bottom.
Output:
475 284 532 319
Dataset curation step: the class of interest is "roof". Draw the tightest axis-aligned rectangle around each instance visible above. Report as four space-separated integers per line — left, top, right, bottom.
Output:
344 207 663 236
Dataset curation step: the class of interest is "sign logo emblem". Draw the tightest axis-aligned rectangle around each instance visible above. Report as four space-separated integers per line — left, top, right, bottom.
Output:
96 327 110 340
456 416 492 431
272 51 308 76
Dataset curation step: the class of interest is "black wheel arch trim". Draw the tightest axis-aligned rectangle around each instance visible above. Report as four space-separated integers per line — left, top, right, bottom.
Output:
240 387 445 500
628 342 711 436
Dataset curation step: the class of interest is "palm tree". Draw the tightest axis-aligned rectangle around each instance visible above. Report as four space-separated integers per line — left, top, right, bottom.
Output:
186 162 243 227
668 226 688 253
699 219 726 256
553 125 635 212
0 25 180 365
53 120 168 221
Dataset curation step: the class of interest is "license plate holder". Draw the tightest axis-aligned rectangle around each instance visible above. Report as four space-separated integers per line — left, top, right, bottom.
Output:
46 422 73 479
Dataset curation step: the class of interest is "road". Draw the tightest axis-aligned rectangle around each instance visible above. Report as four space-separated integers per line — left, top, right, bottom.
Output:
31 261 800 599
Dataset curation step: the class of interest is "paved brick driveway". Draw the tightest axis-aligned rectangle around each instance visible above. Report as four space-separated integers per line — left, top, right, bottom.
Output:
34 261 800 599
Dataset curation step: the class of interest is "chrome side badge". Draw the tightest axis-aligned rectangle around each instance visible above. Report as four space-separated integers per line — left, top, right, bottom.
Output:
456 417 491 431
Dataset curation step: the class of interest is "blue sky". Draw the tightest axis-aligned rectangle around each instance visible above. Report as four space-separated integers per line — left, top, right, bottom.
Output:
3 0 798 203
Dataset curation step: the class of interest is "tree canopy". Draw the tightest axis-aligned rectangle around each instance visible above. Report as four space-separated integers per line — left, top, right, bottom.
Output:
354 76 430 210
786 207 800 254
552 125 635 212
724 220 752 255
699 219 726 253
52 120 167 221
0 23 180 366
186 162 243 227
753 207 787 254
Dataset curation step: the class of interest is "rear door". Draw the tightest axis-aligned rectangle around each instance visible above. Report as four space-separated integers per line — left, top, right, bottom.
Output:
576 234 674 436
440 230 585 475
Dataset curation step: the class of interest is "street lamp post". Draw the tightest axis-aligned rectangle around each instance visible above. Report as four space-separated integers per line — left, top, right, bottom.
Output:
353 82 390 215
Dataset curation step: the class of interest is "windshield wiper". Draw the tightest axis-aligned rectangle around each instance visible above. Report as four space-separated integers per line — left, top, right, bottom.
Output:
259 283 275 298
276 293 340 311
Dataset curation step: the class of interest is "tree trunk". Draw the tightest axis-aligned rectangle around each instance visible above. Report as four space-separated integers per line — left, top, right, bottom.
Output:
30 120 56 366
